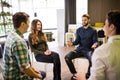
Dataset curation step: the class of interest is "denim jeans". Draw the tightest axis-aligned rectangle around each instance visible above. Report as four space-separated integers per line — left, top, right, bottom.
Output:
35 51 61 80
65 49 93 74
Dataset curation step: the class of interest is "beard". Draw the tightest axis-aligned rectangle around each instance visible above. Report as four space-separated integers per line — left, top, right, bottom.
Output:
82 22 89 26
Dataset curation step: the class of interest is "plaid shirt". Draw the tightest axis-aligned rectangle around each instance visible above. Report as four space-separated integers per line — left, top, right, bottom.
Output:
3 30 32 80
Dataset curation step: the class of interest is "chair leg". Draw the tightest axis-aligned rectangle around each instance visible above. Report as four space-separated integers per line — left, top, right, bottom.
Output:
44 63 48 80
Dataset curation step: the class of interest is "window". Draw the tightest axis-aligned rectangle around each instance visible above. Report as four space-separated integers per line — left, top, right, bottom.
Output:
76 0 88 25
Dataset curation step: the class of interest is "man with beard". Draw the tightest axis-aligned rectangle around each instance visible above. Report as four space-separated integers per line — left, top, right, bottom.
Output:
65 14 98 80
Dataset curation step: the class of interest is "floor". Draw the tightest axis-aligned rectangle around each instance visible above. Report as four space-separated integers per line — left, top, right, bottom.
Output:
0 42 88 80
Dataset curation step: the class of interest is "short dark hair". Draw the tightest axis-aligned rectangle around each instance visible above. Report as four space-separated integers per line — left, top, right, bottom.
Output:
107 10 120 34
12 12 29 29
82 14 90 19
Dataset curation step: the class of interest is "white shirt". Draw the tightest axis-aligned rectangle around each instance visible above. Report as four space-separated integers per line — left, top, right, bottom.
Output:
89 35 120 80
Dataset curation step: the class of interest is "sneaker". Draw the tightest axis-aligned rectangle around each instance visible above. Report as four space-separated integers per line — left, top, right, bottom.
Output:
86 72 90 79
71 74 77 80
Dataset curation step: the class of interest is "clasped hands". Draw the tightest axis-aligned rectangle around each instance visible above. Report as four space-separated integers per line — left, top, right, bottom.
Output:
44 50 51 55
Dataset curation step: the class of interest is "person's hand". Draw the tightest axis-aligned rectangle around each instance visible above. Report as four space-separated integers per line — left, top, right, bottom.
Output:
66 41 73 47
91 42 98 49
36 72 43 79
44 50 51 55
31 67 39 74
31 67 43 79
72 73 81 80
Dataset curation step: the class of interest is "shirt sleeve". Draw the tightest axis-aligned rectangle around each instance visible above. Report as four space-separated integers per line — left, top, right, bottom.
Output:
12 40 30 70
93 29 98 44
73 29 81 45
88 49 106 80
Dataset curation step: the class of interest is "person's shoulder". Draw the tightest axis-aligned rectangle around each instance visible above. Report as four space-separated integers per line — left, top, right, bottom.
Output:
13 32 24 43
77 26 83 31
89 26 96 30
89 26 97 33
94 43 110 55
92 43 107 57
92 42 114 62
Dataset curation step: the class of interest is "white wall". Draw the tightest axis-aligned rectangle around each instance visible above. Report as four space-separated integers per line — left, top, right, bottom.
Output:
57 9 65 46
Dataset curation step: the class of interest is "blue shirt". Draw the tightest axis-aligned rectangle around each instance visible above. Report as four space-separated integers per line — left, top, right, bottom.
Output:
73 26 98 51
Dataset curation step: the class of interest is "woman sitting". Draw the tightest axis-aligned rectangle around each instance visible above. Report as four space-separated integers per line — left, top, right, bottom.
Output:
28 19 61 80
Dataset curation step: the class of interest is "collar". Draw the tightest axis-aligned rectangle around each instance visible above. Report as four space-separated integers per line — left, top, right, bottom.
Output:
108 35 120 43
15 30 24 38
82 26 90 30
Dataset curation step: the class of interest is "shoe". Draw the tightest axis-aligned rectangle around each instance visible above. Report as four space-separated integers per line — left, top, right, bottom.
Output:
71 75 77 80
86 72 90 79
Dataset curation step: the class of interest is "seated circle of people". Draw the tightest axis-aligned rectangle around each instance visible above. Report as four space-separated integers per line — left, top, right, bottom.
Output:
28 19 61 80
65 14 98 80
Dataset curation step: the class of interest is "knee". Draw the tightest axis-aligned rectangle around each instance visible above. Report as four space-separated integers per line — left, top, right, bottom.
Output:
65 55 70 61
52 52 60 59
55 52 60 58
41 71 46 79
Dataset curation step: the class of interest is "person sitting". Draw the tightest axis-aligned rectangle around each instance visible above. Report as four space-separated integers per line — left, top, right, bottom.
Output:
65 14 98 80
88 10 120 80
28 19 61 80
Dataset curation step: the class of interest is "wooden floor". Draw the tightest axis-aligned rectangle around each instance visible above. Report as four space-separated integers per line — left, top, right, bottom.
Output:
0 42 89 80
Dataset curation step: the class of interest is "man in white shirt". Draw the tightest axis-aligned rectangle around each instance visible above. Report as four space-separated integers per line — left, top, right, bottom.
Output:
88 10 120 80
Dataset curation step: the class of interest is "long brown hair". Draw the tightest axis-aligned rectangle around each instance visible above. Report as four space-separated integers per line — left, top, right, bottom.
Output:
30 19 47 45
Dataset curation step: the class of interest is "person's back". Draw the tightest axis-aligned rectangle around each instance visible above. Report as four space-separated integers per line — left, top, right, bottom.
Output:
3 31 31 79
104 36 120 80
90 36 120 80
89 10 120 80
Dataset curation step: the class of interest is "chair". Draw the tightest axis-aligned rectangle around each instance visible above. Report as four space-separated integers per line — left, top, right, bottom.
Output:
0 63 4 80
97 29 107 46
25 40 53 80
28 50 53 80
65 32 75 43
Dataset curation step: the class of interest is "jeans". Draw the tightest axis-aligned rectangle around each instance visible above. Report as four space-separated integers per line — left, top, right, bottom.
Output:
65 49 93 74
35 51 61 80
40 71 46 80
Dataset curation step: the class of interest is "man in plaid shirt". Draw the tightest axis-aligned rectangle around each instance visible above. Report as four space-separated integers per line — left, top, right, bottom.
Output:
3 12 46 80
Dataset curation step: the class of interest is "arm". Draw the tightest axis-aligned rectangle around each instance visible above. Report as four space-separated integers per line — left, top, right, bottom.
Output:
21 67 42 79
91 30 98 49
72 28 81 45
66 28 81 47
13 40 42 79
88 49 106 80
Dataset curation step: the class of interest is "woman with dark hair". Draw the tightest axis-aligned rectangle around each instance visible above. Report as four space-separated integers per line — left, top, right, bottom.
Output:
28 19 61 80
